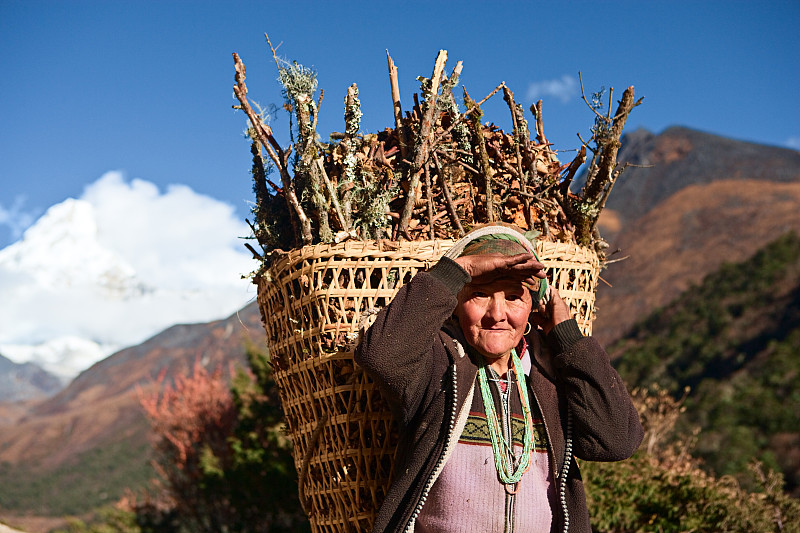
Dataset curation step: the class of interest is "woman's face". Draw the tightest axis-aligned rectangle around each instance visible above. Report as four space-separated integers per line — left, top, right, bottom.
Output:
455 277 533 360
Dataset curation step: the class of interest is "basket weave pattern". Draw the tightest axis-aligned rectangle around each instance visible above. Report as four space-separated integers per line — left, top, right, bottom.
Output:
256 239 599 532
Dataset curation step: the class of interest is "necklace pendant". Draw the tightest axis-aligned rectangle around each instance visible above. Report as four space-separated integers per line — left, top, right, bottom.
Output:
505 480 521 495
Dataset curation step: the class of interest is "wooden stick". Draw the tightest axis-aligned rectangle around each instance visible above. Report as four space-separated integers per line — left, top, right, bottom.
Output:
584 86 636 203
433 151 465 236
265 32 285 74
560 145 586 196
428 50 447 101
570 85 638 245
399 50 448 236
312 88 324 133
316 158 350 233
532 100 547 145
578 71 607 121
456 158 482 176
244 242 263 261
424 162 435 240
266 32 329 242
463 90 495 222
259 140 283 192
501 86 526 188
232 52 312 245
386 50 408 159
430 82 505 151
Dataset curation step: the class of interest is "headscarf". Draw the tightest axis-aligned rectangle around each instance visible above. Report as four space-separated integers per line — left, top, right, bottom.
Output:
459 233 530 258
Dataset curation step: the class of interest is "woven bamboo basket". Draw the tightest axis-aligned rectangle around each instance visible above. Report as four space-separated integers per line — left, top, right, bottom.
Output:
255 239 600 532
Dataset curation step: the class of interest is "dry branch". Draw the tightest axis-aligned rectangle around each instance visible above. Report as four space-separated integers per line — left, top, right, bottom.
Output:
386 51 408 160
399 50 448 235
232 53 312 245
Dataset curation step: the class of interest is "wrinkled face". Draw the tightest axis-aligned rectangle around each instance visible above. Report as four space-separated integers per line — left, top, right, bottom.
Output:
455 278 533 360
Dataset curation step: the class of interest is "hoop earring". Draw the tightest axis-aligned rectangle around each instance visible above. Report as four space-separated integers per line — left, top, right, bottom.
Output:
524 323 532 335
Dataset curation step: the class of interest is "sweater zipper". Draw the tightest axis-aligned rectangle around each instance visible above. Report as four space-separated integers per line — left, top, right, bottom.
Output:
403 363 459 533
528 385 562 515
529 381 572 533
528 385 557 478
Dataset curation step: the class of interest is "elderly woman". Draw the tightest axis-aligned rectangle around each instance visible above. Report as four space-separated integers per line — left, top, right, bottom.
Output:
355 225 643 533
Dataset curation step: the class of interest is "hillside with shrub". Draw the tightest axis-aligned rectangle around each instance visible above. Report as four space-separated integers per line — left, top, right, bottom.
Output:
611 230 800 497
0 304 265 532
583 387 800 532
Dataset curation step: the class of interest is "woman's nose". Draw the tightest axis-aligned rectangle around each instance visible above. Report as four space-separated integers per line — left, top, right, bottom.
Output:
484 295 506 320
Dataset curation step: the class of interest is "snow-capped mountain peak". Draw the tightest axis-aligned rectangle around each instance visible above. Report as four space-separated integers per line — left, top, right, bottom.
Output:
0 175 255 379
0 198 143 296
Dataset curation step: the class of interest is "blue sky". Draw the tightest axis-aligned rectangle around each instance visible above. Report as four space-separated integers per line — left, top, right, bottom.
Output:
1 0 798 250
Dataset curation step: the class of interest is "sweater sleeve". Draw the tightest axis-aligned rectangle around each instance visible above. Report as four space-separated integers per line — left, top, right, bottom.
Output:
354 258 469 426
550 329 644 462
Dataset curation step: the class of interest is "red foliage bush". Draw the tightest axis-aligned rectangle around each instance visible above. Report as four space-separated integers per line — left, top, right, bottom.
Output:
138 359 238 530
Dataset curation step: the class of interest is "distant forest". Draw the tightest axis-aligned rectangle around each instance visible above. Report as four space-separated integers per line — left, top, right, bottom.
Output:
612 230 800 495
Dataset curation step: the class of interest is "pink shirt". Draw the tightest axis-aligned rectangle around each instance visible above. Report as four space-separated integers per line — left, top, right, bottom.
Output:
416 377 555 533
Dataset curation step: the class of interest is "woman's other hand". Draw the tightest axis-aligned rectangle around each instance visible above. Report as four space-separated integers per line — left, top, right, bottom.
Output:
454 253 546 287
530 286 571 335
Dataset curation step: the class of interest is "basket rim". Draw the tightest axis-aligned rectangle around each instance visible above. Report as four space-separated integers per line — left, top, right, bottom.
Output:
259 238 598 279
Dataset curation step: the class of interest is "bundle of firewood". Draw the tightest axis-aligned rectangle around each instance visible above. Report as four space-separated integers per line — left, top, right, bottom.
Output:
233 36 642 265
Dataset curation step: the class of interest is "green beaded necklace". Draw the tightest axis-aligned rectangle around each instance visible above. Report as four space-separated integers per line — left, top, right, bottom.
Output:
477 349 535 486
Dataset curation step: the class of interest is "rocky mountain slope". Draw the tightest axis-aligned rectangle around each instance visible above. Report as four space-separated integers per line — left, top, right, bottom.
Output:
593 127 800 345
0 301 264 531
603 126 800 227
0 354 61 403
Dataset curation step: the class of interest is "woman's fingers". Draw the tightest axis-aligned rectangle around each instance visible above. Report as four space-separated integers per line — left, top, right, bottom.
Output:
454 253 547 285
507 256 547 278
479 255 544 282
530 287 571 335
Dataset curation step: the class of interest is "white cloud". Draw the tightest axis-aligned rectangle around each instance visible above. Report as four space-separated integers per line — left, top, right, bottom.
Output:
526 75 579 104
0 172 258 377
81 172 254 289
0 196 40 242
786 137 800 150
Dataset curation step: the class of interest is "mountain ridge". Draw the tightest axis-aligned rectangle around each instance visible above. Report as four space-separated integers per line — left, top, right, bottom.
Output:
593 126 800 346
0 302 262 468
606 125 800 225
0 354 61 403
